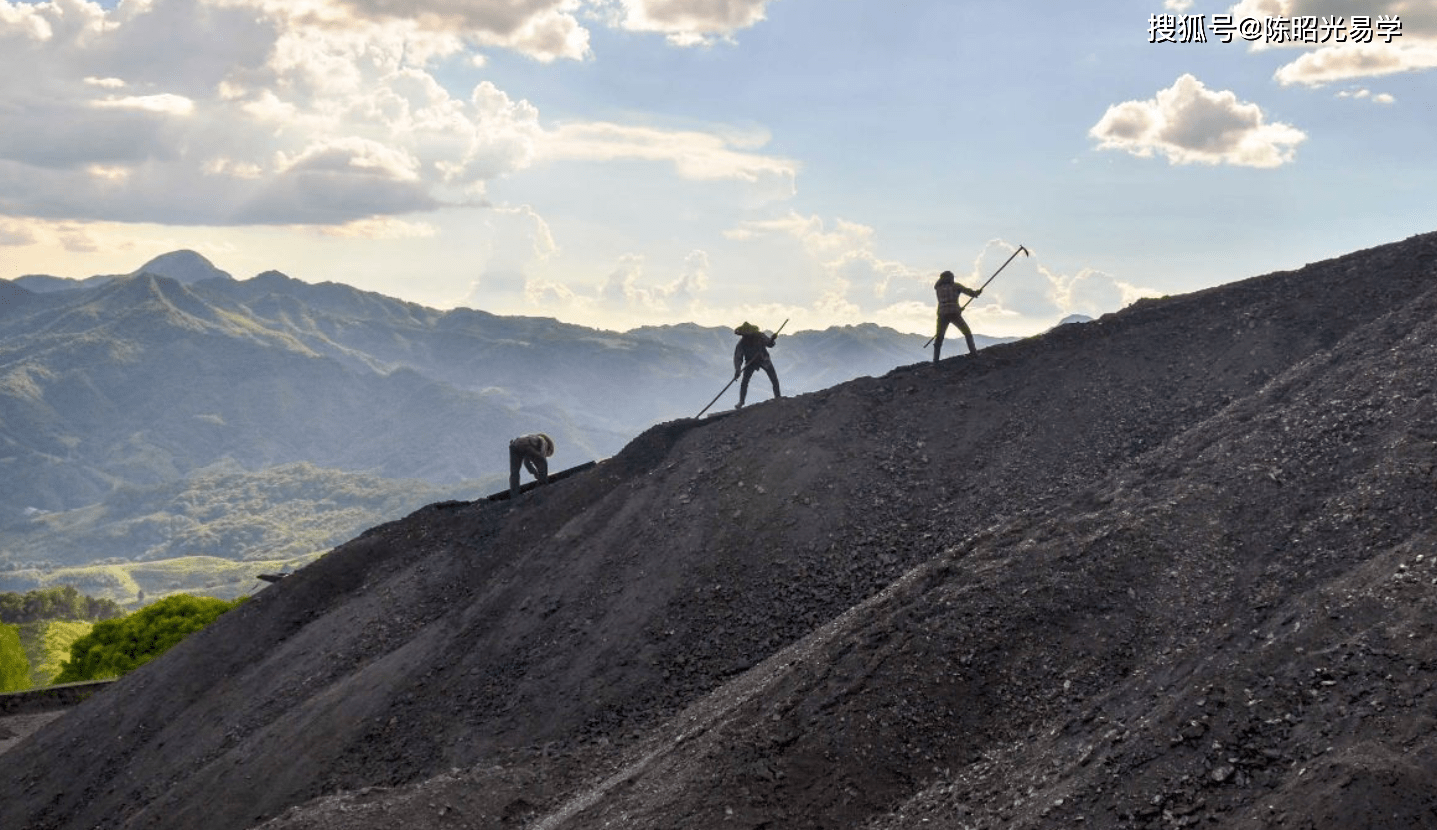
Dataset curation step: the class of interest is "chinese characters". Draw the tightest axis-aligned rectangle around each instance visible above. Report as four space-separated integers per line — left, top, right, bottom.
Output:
1148 14 1402 44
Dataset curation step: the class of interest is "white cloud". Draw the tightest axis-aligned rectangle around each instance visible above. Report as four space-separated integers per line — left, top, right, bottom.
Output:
91 93 196 115
0 216 150 257
1089 74 1307 168
511 247 712 326
0 0 793 230
314 217 438 239
542 122 796 199
947 242 1157 334
459 204 559 307
596 249 710 312
1336 87 1397 104
1221 0 1437 86
726 212 900 310
222 0 591 62
1273 42 1437 86
610 0 776 46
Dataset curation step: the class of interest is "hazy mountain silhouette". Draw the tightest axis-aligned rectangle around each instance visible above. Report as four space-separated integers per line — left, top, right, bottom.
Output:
4 231 1434 829
0 260 959 572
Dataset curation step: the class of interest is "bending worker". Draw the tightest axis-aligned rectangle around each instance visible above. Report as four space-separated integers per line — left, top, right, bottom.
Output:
733 321 781 409
933 270 981 364
508 432 554 499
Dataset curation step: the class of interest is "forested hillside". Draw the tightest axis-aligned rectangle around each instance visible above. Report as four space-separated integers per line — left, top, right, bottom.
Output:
1 251 985 579
0 586 124 689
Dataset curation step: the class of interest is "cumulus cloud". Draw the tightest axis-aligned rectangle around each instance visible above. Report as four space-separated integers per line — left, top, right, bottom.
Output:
224 0 591 62
459 204 559 307
607 0 776 46
727 211 940 324
596 249 711 312
941 241 1156 334
0 0 790 230
719 230 1151 336
1089 74 1307 168
1220 0 1437 86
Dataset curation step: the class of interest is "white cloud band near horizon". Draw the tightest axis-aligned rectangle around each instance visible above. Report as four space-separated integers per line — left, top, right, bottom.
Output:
1 0 1433 339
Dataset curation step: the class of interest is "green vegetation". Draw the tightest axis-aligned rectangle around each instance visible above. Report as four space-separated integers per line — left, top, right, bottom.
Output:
55 594 244 683
1 462 478 570
20 620 93 687
0 587 132 688
0 553 324 606
1 623 29 692
0 585 123 624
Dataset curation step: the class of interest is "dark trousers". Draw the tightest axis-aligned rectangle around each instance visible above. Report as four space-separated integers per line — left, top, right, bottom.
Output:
739 357 780 405
509 447 548 499
934 312 977 361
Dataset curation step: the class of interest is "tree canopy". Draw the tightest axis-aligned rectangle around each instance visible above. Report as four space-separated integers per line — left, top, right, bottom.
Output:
0 586 124 625
54 594 244 683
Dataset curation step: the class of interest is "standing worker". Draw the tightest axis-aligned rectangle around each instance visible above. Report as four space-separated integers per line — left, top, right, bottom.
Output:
508 433 554 499
733 321 781 409
933 270 981 364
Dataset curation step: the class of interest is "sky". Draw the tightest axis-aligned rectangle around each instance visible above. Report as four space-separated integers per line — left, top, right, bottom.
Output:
0 0 1433 337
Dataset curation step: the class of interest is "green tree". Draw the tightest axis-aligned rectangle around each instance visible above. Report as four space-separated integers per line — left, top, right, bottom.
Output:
0 586 124 624
0 623 30 692
54 594 243 683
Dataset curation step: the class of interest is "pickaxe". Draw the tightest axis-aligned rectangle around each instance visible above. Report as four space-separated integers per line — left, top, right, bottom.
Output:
696 318 788 418
923 244 1029 348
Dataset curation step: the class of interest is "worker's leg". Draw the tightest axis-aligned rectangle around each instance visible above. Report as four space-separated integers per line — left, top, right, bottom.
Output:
933 317 951 363
762 359 781 399
955 314 977 355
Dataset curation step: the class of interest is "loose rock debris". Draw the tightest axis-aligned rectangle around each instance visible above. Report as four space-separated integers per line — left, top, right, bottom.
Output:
3 232 1437 830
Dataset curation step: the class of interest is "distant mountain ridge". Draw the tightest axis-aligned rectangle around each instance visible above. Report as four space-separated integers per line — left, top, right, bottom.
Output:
12 248 231 293
6 232 1437 830
0 253 1005 576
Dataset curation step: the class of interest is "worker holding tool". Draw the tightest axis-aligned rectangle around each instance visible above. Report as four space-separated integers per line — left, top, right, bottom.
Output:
733 321 781 409
932 270 981 364
926 244 1029 363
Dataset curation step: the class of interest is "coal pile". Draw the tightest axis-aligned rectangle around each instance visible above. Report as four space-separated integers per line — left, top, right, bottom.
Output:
3 232 1436 830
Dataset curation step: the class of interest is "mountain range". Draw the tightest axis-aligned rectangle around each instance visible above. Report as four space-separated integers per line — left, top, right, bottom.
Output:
3 230 1434 829
1 251 1005 579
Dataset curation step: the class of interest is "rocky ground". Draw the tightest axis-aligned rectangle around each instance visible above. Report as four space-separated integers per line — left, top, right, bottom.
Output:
3 232 1436 829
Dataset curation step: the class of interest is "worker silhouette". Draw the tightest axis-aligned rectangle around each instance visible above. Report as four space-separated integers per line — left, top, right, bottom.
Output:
933 270 980 363
733 322 781 408
508 433 554 499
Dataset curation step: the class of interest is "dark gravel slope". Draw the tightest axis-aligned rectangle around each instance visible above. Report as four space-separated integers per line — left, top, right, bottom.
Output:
2 232 1435 830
